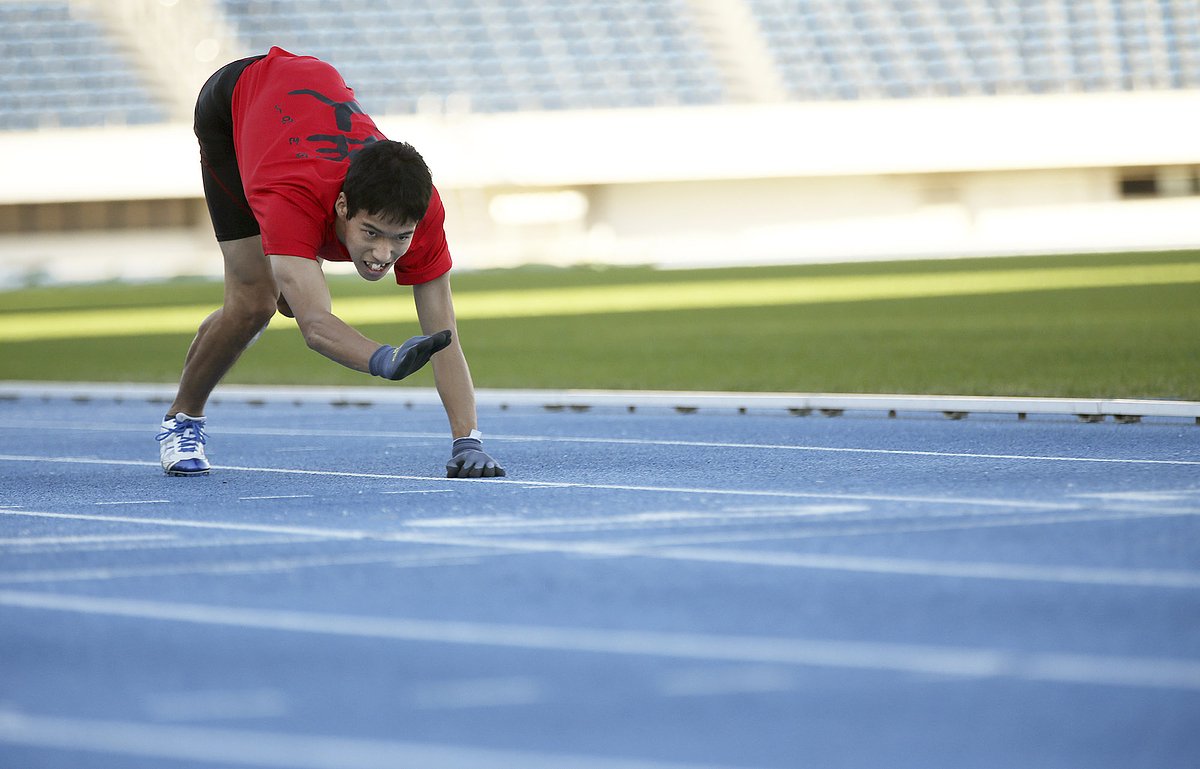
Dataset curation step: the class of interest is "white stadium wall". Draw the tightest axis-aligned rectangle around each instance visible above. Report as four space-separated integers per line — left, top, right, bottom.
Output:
2 89 1200 284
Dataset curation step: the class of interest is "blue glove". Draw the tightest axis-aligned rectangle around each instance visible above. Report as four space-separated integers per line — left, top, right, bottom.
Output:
446 434 505 478
369 330 451 380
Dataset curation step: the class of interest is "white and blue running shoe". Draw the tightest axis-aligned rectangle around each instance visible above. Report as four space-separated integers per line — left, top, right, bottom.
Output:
157 413 210 476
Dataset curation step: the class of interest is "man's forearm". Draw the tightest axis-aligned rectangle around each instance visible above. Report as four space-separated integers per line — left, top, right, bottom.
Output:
411 273 478 437
432 343 478 437
298 312 378 372
271 254 378 373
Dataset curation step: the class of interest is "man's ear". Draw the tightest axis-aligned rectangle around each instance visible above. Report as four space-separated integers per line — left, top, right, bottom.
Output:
335 192 348 219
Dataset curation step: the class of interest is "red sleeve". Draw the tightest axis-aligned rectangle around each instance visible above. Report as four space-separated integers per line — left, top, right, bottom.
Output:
394 185 452 285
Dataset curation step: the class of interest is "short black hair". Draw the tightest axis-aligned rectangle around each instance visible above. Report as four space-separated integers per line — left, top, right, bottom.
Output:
342 140 432 224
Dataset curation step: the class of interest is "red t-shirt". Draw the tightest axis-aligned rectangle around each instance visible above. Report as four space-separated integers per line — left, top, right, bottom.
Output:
231 47 450 285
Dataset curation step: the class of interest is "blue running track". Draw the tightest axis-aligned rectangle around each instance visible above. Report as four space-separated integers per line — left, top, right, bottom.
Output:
0 391 1198 769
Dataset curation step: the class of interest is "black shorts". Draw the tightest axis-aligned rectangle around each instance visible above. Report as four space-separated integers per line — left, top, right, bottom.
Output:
194 54 265 242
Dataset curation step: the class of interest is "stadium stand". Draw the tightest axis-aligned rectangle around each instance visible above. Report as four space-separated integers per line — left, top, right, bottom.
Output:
3 0 1198 131
212 0 1200 109
745 0 1200 100
215 0 726 113
0 1 167 130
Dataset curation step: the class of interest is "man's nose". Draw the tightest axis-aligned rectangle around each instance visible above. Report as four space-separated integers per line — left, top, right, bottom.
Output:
375 243 393 262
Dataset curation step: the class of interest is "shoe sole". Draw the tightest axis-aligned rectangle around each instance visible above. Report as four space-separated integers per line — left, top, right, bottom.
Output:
165 467 210 477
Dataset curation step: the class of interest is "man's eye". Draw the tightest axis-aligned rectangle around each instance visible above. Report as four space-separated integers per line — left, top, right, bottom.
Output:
363 230 377 238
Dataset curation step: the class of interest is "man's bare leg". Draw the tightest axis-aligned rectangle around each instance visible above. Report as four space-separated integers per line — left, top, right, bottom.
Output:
168 235 278 418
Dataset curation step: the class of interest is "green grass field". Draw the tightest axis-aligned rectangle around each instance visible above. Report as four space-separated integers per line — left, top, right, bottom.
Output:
1 250 1197 399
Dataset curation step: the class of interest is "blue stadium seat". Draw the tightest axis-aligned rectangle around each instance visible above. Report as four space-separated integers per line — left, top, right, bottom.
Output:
4 0 1197 131
215 0 726 114
744 0 1200 101
0 1 167 130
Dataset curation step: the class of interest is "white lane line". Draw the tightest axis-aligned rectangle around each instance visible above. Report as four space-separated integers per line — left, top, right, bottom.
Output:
239 495 314 501
0 551 487 585
2 589 1199 691
646 547 1200 589
380 489 455 495
0 509 374 541
600 507 1200 548
0 709 740 769
3 507 1196 589
0 454 1082 508
2 421 1196 465
1074 490 1200 502
405 505 866 530
94 500 171 506
480 433 1200 467
371 530 1200 590
143 688 289 722
0 534 175 547
657 666 796 697
1 534 327 555
408 676 545 710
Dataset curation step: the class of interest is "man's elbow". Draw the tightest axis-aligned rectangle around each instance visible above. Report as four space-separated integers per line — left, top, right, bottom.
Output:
296 313 336 354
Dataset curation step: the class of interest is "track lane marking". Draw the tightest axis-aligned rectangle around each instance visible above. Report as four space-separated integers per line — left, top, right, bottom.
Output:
0 708 744 769
239 495 314 501
408 676 545 710
142 688 289 722
2 508 1197 589
406 505 866 530
596 507 1200 547
2 589 1199 691
0 508 373 540
1 534 326 555
0 534 175 547
657 666 795 697
0 550 489 585
0 454 1086 508
371 531 1200 590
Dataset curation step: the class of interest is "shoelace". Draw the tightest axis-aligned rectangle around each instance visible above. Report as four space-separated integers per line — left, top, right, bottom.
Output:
156 419 207 452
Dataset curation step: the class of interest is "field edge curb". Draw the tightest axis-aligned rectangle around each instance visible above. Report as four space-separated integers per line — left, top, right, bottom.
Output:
2 381 1197 422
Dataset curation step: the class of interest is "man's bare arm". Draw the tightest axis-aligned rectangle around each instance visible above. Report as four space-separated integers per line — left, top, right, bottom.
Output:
270 254 377 371
412 272 476 438
272 254 451 382
413 273 504 478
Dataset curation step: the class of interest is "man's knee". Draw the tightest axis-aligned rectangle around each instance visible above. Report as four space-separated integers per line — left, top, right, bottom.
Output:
223 293 276 336
217 236 276 332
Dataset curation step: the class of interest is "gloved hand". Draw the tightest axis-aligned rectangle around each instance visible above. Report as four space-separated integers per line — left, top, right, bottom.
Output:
446 434 505 478
369 330 451 380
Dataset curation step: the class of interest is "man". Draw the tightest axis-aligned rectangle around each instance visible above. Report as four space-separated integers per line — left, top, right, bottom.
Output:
156 47 504 479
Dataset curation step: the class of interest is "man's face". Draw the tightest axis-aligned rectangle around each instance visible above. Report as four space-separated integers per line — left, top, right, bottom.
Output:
336 194 417 282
